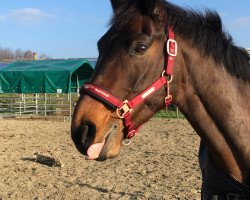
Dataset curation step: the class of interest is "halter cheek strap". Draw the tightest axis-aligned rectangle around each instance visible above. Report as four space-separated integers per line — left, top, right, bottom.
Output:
82 26 177 139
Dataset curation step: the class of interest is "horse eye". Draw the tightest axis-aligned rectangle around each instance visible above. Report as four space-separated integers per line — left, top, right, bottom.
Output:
134 43 149 54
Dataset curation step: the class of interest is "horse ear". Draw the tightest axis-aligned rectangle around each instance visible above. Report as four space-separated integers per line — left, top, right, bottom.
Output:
138 0 165 22
138 0 157 15
110 0 126 13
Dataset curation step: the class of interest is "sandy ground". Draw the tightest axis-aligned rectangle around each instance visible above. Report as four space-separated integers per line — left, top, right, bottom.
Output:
0 118 202 200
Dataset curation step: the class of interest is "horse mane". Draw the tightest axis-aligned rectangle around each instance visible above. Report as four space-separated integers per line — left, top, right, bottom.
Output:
110 0 250 82
164 2 250 82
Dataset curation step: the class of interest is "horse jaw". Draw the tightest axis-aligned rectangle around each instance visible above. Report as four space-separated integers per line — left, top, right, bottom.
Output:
97 121 124 161
87 121 124 161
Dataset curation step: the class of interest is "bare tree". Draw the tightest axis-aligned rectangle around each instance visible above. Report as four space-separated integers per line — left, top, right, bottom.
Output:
23 50 34 60
15 48 25 60
0 48 14 61
0 47 52 61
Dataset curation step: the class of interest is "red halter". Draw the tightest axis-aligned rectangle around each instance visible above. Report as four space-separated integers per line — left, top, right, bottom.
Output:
82 27 177 139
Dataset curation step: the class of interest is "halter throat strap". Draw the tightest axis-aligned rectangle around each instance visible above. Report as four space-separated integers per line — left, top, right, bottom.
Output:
82 26 177 139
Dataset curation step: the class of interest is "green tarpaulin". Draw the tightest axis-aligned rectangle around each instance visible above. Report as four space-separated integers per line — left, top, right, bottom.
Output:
0 59 94 94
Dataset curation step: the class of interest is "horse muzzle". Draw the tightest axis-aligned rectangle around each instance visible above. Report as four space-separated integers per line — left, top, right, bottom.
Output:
71 120 123 161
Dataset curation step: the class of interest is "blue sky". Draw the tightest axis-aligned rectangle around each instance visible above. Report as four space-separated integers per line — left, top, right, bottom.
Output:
0 0 249 58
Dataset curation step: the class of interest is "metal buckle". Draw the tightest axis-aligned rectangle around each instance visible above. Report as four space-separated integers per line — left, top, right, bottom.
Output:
161 70 173 83
116 100 132 119
167 39 177 57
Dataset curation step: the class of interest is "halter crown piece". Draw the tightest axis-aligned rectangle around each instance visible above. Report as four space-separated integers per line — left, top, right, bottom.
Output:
82 26 177 140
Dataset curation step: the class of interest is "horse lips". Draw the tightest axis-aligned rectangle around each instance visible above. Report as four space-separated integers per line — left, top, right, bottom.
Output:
87 140 105 159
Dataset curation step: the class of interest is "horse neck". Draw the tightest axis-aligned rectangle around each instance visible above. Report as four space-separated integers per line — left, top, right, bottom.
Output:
172 40 250 184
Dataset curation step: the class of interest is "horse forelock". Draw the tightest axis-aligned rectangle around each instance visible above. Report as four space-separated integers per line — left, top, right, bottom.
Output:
108 0 250 82
109 1 138 28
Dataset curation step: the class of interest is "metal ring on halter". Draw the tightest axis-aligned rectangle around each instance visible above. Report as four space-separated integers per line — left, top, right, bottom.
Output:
116 100 132 119
165 95 172 103
122 139 132 146
161 70 173 83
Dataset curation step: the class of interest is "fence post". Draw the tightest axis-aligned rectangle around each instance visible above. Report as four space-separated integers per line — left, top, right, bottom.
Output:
23 94 26 114
69 93 72 122
44 93 47 116
35 94 38 114
11 96 13 114
19 93 24 115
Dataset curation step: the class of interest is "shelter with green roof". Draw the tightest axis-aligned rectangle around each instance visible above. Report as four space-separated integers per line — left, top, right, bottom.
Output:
0 59 94 94
0 59 94 119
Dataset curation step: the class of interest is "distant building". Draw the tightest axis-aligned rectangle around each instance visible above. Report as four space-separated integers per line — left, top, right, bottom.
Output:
247 48 250 55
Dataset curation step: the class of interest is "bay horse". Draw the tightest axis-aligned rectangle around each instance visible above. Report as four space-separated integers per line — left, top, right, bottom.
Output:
71 0 250 198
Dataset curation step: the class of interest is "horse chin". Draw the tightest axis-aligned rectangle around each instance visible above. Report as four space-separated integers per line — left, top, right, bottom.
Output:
92 121 124 161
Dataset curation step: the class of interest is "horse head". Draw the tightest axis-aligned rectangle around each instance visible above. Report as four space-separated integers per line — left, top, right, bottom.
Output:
71 0 176 160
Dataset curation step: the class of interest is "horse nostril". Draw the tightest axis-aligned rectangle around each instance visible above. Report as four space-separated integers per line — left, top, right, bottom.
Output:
80 125 89 144
71 121 97 155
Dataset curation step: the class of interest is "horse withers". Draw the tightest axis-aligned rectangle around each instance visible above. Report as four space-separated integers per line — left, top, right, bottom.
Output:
71 0 250 198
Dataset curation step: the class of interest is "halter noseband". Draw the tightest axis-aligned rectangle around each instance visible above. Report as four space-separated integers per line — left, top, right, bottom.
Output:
82 26 177 140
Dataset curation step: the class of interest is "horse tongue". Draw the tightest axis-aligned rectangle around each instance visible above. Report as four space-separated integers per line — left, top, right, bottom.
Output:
87 140 105 160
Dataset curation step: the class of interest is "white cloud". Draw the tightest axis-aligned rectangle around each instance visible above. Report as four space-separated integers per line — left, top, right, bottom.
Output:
1 8 54 25
0 15 5 21
232 17 250 28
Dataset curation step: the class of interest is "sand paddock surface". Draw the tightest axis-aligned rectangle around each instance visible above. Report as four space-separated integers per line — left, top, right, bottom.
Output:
0 118 201 200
